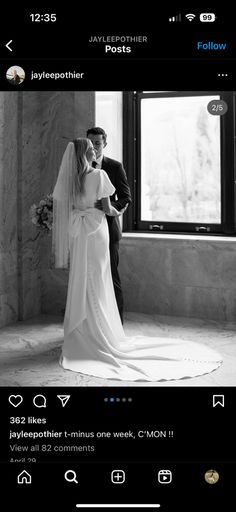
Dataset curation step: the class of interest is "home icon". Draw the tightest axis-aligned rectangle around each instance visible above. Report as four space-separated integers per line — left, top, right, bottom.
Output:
17 470 32 484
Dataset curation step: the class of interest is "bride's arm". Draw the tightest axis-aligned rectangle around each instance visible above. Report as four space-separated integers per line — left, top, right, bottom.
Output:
101 197 127 217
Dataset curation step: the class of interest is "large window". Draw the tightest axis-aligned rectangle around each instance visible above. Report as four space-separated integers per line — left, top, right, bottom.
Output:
141 94 221 224
95 91 123 161
124 91 236 235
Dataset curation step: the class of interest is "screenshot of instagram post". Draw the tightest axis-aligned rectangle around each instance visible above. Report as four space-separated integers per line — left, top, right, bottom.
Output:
0 7 236 511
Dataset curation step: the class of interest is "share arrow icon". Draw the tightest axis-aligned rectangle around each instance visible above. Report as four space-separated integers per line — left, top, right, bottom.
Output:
57 395 71 407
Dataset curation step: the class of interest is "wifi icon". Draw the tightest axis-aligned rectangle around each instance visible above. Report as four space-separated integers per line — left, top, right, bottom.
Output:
185 13 196 21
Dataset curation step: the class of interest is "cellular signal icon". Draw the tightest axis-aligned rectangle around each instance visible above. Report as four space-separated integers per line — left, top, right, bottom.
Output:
185 13 196 21
169 14 182 22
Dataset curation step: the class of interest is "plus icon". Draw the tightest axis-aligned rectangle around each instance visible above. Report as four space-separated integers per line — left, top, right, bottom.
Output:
111 469 126 484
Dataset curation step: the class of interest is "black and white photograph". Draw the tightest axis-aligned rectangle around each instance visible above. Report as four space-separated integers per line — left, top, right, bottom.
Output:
0 90 236 387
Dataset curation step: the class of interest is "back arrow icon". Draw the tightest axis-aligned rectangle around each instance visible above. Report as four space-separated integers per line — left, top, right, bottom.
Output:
6 40 13 52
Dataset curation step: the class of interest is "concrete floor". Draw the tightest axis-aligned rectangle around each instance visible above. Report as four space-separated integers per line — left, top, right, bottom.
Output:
0 312 235 387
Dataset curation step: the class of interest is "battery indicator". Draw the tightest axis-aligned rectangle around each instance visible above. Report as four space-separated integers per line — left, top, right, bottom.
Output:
200 13 216 22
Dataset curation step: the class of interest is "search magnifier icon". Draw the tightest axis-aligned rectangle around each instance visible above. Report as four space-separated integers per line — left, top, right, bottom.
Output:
64 470 78 484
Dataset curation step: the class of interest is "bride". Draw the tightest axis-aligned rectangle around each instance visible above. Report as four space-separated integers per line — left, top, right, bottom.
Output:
52 138 222 381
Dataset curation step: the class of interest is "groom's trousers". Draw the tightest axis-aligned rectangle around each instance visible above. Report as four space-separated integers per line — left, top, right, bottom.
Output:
109 241 124 324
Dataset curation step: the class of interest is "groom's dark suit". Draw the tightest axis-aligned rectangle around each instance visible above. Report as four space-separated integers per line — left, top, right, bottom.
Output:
101 156 132 323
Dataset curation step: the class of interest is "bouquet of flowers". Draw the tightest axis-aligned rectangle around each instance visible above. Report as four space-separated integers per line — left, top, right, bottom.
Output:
30 193 53 233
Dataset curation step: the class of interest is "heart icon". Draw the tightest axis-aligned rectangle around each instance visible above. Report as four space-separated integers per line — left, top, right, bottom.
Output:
8 395 23 407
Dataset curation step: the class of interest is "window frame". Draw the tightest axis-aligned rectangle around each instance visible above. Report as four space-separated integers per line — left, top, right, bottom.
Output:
123 91 236 236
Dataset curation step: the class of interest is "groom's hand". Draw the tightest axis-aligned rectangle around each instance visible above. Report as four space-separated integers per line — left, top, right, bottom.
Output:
94 199 103 210
119 203 129 214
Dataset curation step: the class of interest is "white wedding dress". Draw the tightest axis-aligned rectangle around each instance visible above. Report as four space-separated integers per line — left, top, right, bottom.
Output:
60 169 222 381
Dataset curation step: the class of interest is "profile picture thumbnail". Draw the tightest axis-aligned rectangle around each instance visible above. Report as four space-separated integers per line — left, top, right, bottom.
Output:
6 66 25 85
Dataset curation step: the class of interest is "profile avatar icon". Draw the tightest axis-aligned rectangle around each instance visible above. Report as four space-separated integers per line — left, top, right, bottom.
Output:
6 66 25 85
204 469 219 484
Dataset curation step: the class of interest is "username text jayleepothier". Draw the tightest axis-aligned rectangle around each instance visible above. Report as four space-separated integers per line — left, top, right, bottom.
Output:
88 35 148 43
31 71 84 80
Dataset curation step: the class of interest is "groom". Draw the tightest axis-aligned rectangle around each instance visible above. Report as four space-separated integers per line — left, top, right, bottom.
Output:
87 126 132 324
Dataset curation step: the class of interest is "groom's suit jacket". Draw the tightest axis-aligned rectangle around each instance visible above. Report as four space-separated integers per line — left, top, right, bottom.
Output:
101 156 132 243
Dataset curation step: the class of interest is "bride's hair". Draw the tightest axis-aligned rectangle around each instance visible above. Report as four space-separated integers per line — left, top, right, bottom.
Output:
72 138 90 197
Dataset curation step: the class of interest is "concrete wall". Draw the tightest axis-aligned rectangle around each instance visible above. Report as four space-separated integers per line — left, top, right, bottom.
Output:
120 234 236 322
0 93 18 326
0 91 95 328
